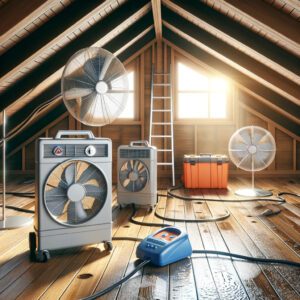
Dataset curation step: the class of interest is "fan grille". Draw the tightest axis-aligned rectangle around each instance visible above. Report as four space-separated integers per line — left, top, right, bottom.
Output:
119 160 148 192
44 160 107 225
61 47 129 127
228 126 276 172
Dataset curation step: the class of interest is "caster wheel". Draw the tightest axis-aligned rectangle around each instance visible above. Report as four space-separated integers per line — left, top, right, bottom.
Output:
29 232 36 262
36 250 50 263
104 241 113 251
147 206 153 213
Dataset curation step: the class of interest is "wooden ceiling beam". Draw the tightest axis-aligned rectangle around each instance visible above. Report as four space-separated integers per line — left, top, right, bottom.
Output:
162 7 300 105
163 0 300 77
0 0 126 87
223 0 300 44
162 27 300 129
0 0 151 112
0 0 57 42
6 30 155 152
239 92 300 137
151 0 162 41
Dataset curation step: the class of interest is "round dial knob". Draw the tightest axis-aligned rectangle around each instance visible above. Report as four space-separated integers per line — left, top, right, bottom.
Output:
85 145 96 157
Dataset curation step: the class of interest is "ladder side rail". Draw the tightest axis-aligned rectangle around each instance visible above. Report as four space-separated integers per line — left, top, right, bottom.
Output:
149 64 154 145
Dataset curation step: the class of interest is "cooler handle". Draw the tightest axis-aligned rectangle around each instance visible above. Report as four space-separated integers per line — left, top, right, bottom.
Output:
130 140 149 147
55 130 95 139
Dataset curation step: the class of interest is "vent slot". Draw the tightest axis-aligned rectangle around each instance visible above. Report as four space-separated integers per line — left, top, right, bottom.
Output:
120 149 150 159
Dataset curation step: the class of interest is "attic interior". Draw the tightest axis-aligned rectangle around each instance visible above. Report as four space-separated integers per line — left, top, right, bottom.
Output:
0 0 299 299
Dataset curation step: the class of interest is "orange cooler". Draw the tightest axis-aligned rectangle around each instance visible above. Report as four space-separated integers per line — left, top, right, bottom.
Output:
183 154 229 189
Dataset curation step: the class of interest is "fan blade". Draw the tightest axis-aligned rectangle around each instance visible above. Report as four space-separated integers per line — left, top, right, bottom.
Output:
83 58 98 83
67 201 87 223
138 169 147 178
237 153 252 171
80 92 97 121
45 187 68 216
133 160 139 171
134 178 146 191
119 169 130 183
238 131 251 146
77 165 98 184
99 55 113 81
61 163 76 186
85 184 106 199
126 160 133 172
64 88 94 100
126 180 134 192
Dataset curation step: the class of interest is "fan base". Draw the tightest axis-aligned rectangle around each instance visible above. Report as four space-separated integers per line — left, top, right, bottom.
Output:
0 216 33 230
235 188 273 197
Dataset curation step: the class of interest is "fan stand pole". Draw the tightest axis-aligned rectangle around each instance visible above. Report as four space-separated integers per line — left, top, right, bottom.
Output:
0 110 33 230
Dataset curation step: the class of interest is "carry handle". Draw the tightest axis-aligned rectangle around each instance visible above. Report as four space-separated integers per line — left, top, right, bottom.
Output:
130 140 149 147
55 130 95 139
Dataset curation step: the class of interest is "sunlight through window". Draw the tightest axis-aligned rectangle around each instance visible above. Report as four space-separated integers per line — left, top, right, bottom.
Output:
118 71 134 118
177 62 228 119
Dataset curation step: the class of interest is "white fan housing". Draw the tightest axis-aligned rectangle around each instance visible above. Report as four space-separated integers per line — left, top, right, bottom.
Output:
61 47 129 127
117 141 157 208
35 130 112 253
228 126 276 197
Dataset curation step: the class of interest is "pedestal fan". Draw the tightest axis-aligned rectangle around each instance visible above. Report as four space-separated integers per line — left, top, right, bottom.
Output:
228 125 276 197
1 47 129 231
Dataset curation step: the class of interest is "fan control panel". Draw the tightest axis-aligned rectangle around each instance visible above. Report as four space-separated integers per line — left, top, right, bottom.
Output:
136 227 192 266
44 144 108 158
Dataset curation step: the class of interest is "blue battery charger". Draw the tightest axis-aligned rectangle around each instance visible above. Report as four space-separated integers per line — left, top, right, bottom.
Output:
136 227 192 267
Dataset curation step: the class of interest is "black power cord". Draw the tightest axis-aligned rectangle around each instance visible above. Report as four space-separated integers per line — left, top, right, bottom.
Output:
129 185 300 227
82 237 300 300
81 259 151 300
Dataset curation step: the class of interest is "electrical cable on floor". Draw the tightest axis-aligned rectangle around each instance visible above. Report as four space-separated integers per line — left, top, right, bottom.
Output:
83 236 300 300
81 259 151 300
129 188 300 226
167 184 296 204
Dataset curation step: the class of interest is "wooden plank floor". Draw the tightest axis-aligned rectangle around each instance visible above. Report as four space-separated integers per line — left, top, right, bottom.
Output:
0 176 299 299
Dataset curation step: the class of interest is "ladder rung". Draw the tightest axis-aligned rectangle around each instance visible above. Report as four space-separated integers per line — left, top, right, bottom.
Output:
153 83 171 86
152 109 171 112
157 162 173 166
157 149 172 152
151 135 172 138
152 122 172 125
153 96 171 99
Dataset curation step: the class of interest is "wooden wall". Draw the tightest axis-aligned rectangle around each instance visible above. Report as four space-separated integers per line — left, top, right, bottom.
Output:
6 41 300 182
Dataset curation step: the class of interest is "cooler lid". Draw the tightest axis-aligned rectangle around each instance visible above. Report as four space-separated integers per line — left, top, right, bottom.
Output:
198 154 229 163
184 154 200 163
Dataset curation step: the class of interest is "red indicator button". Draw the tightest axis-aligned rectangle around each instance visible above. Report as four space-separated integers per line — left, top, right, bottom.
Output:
53 146 63 156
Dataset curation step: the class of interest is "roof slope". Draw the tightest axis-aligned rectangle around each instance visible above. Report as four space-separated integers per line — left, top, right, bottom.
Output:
0 0 299 146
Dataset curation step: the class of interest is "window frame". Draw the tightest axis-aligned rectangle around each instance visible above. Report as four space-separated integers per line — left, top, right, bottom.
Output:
174 54 235 125
113 60 140 124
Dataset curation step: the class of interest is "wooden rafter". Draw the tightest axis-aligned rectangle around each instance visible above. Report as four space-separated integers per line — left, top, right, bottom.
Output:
151 0 162 41
162 7 300 105
0 0 151 112
162 27 300 131
0 0 108 84
162 0 300 80
223 0 300 44
0 0 58 43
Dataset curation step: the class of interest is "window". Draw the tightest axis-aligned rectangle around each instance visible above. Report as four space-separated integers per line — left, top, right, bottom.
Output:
118 71 135 119
177 62 229 119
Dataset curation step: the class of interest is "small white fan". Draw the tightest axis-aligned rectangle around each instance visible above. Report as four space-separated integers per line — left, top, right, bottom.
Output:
61 47 129 126
228 126 276 197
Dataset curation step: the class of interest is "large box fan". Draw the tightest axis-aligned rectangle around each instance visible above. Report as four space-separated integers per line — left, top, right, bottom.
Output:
30 130 112 262
117 141 157 208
